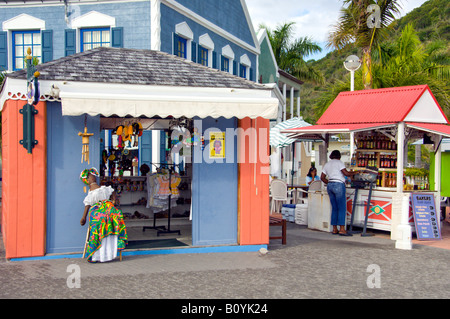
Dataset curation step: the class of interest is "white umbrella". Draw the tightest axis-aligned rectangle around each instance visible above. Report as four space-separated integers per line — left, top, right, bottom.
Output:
270 117 312 148
270 117 312 185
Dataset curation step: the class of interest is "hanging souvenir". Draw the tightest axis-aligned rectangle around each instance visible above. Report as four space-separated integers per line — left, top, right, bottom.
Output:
78 125 94 164
115 125 124 136
133 123 140 147
122 125 132 142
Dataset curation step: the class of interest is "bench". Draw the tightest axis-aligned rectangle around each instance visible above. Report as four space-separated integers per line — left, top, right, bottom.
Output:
269 216 286 245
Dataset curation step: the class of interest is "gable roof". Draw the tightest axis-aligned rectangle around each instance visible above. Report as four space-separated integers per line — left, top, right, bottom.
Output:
317 85 448 125
257 29 279 81
6 47 266 90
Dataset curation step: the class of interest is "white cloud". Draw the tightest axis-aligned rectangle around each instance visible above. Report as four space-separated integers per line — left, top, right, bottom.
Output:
246 0 342 43
245 0 428 59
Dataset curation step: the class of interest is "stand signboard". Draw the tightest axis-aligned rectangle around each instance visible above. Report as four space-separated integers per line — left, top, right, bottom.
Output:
411 193 441 240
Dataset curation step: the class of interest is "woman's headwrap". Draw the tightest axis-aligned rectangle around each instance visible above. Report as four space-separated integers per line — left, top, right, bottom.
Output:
80 168 99 185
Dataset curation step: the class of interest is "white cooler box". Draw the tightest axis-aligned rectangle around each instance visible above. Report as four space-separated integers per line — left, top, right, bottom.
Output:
295 200 308 225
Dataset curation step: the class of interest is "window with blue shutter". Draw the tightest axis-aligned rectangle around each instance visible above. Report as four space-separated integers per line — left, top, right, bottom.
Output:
0 31 7 70
41 30 53 63
65 29 76 56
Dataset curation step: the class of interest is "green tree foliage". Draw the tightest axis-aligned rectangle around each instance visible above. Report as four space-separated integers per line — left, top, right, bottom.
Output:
328 0 402 89
302 0 449 124
259 22 325 84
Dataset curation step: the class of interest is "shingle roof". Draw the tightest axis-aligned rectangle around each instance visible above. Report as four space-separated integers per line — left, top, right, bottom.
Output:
7 47 266 90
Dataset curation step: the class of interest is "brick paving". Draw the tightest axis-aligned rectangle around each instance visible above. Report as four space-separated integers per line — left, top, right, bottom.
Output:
1 222 449 300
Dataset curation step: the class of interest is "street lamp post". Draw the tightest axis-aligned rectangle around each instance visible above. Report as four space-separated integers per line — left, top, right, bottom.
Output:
344 55 361 159
344 55 361 92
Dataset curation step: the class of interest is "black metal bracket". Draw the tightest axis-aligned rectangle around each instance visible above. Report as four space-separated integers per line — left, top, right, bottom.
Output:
19 103 38 154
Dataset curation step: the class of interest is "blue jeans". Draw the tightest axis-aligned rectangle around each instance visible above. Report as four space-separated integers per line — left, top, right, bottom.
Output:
327 182 347 226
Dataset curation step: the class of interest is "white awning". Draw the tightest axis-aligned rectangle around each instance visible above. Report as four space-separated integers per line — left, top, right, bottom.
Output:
59 81 280 119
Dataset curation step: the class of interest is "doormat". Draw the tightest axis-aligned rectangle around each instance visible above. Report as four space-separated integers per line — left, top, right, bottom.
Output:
125 239 189 250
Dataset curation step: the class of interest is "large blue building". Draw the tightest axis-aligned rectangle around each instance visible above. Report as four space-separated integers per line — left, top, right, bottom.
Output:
0 0 258 81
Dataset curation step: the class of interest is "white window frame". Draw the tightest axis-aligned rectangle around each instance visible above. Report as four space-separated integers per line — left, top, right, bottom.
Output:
2 14 45 71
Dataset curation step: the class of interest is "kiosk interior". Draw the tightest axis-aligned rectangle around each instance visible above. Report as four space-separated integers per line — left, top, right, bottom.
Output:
99 118 194 247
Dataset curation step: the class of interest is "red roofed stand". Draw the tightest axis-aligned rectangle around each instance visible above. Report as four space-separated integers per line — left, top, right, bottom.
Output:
283 85 450 250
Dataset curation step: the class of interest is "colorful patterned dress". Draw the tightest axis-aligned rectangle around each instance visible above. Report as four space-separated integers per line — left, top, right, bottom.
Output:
84 186 127 263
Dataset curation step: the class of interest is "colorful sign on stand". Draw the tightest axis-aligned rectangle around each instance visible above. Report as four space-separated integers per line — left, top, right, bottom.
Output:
411 193 441 240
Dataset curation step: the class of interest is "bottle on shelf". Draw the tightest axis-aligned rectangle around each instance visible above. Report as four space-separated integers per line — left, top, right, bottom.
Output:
351 154 356 167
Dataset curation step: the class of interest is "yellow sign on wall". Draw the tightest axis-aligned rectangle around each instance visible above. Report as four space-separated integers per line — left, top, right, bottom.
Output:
209 132 225 159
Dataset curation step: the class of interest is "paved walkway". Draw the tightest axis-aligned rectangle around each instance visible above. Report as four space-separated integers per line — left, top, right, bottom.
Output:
0 222 449 300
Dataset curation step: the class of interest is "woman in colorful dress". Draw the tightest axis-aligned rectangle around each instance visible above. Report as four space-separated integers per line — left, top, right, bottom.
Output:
80 168 127 263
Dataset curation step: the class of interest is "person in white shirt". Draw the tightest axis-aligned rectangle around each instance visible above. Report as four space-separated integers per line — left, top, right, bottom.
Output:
320 150 357 236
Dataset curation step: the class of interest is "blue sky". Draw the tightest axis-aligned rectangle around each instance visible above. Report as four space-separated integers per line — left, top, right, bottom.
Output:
246 0 429 61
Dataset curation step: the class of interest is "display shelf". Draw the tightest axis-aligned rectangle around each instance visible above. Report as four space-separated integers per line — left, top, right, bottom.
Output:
356 149 397 153
353 133 400 188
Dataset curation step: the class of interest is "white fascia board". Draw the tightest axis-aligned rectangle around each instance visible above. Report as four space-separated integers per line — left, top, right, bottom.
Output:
240 0 260 54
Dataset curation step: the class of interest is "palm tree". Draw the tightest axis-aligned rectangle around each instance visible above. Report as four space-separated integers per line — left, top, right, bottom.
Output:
328 0 402 89
260 22 325 84
315 23 450 120
372 23 449 112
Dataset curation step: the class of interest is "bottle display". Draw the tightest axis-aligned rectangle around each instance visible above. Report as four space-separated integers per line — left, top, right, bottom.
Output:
357 135 397 150
354 133 429 190
355 134 399 188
